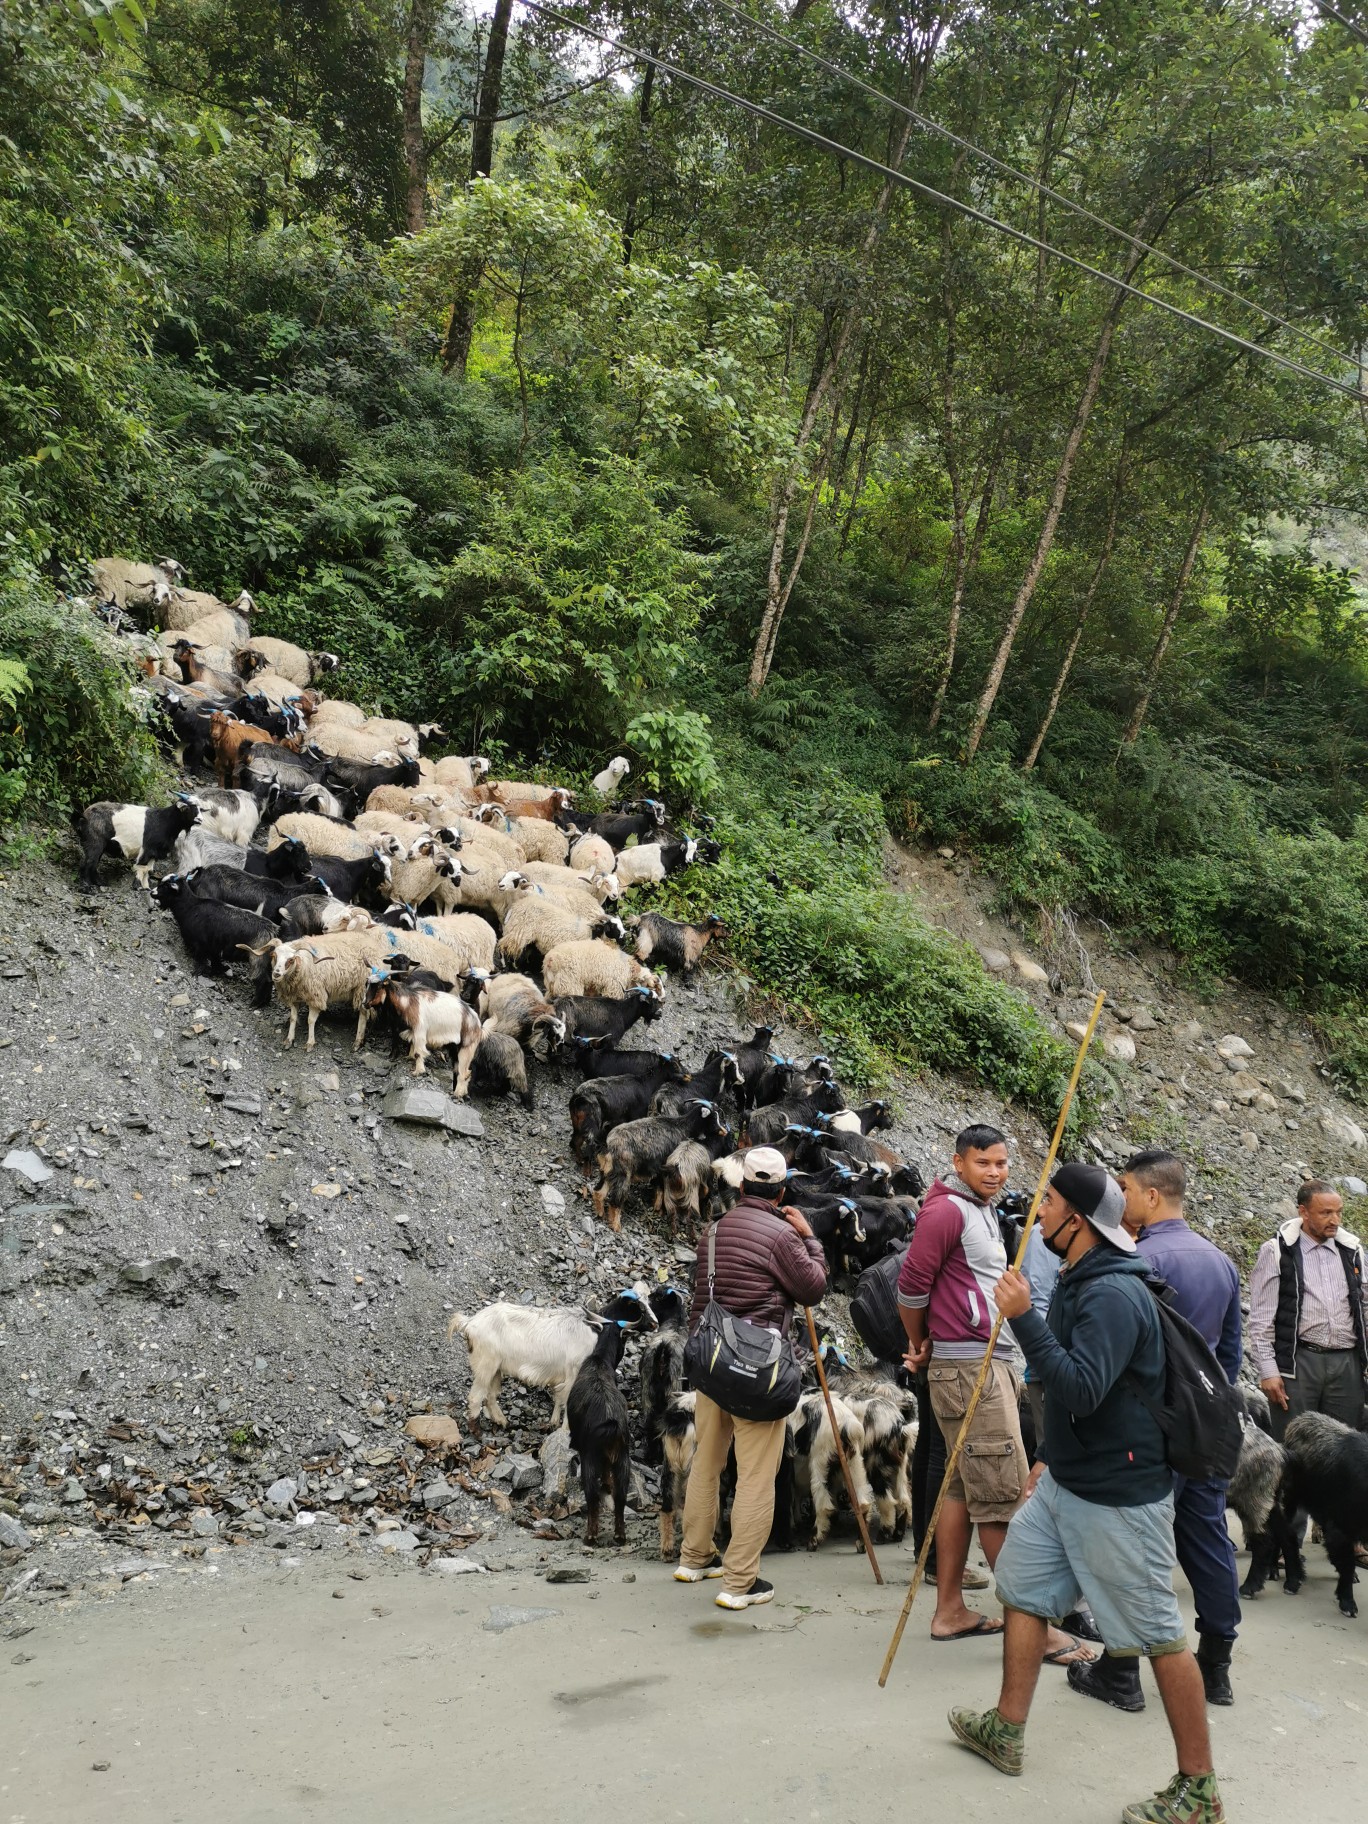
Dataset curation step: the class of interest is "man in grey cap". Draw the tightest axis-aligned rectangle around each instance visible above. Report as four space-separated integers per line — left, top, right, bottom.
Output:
947 1163 1224 1824
676 1145 828 1609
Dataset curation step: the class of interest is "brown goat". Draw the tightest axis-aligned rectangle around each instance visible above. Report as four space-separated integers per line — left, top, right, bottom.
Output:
208 712 277 788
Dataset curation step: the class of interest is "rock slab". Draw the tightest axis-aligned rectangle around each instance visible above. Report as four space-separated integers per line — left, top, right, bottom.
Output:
382 1085 484 1137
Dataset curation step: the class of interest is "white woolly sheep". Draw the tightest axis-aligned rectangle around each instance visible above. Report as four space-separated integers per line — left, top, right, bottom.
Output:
592 756 631 799
268 813 381 862
569 832 616 876
429 754 491 793
494 897 622 968
239 637 339 688
509 816 570 865
250 933 398 1050
91 556 181 612
388 841 463 914
311 723 417 764
407 911 497 973
522 861 618 902
541 939 665 1002
309 698 368 729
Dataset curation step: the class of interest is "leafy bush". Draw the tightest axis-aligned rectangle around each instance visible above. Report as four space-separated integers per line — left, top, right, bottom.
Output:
624 706 719 808
0 567 163 821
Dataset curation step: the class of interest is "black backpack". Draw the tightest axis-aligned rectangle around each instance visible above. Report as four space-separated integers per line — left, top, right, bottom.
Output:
850 1243 911 1365
1126 1278 1244 1484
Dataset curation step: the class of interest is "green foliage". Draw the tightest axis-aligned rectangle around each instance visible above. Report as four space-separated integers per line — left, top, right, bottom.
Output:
624 706 719 808
0 566 162 820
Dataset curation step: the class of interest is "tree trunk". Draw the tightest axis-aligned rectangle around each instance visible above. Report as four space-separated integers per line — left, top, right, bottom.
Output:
962 231 1153 759
929 223 967 731
442 0 514 378
747 12 950 698
755 403 843 683
1120 498 1210 749
621 57 656 266
1022 449 1130 770
402 0 434 234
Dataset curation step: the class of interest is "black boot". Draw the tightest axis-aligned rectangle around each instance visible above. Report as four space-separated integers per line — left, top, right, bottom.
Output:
1066 1652 1145 1713
1196 1633 1234 1706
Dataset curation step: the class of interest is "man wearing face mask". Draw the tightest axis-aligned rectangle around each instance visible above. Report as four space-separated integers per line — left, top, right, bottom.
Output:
948 1162 1223 1824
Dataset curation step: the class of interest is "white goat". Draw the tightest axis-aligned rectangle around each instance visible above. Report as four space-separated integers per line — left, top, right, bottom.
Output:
447 1294 654 1427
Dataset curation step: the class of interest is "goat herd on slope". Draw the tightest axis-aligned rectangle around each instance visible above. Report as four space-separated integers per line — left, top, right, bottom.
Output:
67 558 1368 1582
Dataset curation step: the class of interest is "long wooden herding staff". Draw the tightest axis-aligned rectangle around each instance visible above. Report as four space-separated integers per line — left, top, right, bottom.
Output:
804 1305 883 1584
877 988 1106 1688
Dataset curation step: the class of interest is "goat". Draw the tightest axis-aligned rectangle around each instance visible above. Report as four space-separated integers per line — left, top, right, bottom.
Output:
591 1100 728 1232
660 1127 734 1237
649 1050 743 1120
74 799 200 891
186 787 260 847
658 1391 698 1559
568 1059 692 1166
567 1321 634 1546
588 804 665 846
477 973 567 1060
469 1024 533 1110
154 876 273 994
842 1394 914 1541
177 864 325 923
208 711 285 786
277 895 376 942
552 988 662 1048
363 976 481 1090
447 1290 655 1429
306 851 393 910
572 1043 683 1082
789 1391 874 1548
630 911 726 978
592 756 631 799
746 1079 846 1146
1252 1412 1368 1617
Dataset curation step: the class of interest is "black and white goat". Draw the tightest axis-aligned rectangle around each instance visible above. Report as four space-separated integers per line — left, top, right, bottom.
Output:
75 798 200 890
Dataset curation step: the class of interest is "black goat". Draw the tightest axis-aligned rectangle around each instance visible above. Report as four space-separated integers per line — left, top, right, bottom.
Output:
631 911 726 977
593 1101 728 1232
469 1028 533 1110
650 1051 743 1120
1253 1412 1368 1618
569 1060 691 1165
74 799 200 892
553 987 662 1048
587 804 666 846
746 1079 845 1146
573 1044 686 1082
566 1321 633 1547
306 850 392 909
155 693 216 771
321 752 420 802
241 834 314 883
180 864 325 922
154 875 273 998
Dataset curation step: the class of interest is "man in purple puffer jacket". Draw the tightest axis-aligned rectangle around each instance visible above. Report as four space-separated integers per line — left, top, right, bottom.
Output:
676 1147 828 1610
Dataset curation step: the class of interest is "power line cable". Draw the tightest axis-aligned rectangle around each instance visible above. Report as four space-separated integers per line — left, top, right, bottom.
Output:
518 1 1368 404
1312 3 1368 49
711 0 1361 376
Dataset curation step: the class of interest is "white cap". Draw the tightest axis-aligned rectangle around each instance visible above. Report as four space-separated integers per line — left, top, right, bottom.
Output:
743 1146 787 1185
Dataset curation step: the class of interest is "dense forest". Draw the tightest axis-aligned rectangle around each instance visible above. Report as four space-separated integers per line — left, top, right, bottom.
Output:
5 0 1368 1107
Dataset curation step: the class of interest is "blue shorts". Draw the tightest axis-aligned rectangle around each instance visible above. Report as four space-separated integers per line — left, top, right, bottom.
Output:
994 1471 1187 1658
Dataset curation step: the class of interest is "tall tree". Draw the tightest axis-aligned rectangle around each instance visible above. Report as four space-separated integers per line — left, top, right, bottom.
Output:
441 0 515 375
1120 497 1210 749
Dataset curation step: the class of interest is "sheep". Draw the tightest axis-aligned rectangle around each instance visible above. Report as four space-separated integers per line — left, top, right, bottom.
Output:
447 1291 655 1428
476 973 567 1060
541 940 665 1003
495 896 623 968
186 788 260 847
592 756 631 800
1255 1412 1368 1617
469 1023 533 1110
236 666 309 710
552 987 663 1048
566 1321 634 1547
407 910 497 973
353 810 428 841
238 638 339 688
91 555 182 612
74 799 200 891
362 976 482 1088
309 698 368 729
429 754 490 793
569 1060 693 1166
277 896 376 942
268 813 382 863
311 722 418 764
386 841 462 915
658 1391 698 1559
569 832 616 876
154 876 274 990
249 932 407 1050
174 608 250 653
591 1100 728 1231
523 860 619 903
509 816 570 864
631 911 726 978
159 586 249 636
363 783 432 817
452 865 535 925
789 1391 875 1548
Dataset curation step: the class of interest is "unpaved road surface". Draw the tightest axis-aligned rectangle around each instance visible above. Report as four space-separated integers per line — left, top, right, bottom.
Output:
4 1538 1365 1824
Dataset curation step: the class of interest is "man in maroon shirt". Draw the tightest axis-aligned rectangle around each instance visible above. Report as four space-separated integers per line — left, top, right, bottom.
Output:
676 1147 829 1609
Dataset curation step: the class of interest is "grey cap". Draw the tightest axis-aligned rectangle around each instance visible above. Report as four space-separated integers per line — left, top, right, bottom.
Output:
1051 1161 1134 1254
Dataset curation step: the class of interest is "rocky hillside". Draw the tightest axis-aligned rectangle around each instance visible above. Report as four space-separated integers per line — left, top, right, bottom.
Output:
3 834 1367 1595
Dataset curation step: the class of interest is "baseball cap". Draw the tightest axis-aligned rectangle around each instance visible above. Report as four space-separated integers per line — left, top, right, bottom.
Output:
742 1146 788 1185
1051 1161 1134 1254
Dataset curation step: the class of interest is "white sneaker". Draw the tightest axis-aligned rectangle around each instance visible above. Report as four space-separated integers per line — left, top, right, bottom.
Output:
715 1577 774 1610
674 1554 725 1583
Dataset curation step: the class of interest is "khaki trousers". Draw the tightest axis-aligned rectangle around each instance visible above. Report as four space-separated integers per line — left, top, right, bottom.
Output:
680 1393 787 1595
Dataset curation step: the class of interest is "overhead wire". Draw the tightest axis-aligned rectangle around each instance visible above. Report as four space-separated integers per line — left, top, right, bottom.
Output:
518 1 1368 404
712 0 1361 377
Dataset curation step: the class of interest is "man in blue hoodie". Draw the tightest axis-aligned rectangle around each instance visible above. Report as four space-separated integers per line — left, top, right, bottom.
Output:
948 1162 1223 1824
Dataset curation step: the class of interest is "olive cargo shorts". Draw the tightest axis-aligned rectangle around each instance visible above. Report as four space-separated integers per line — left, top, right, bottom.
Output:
927 1357 1028 1525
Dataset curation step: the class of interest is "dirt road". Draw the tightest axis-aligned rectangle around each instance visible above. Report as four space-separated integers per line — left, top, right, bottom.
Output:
4 1540 1365 1823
